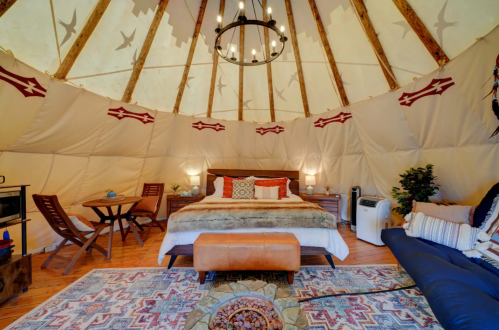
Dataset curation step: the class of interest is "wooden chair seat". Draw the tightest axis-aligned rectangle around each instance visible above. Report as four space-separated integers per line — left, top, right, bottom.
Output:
33 194 108 275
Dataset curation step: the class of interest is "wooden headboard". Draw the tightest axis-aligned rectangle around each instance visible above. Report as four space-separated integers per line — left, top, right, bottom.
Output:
206 169 300 196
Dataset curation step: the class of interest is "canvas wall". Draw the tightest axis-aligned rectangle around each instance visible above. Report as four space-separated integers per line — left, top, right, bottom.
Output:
0 25 498 254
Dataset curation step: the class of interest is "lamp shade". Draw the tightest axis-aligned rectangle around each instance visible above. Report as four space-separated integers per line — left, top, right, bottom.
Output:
190 175 200 186
305 175 316 186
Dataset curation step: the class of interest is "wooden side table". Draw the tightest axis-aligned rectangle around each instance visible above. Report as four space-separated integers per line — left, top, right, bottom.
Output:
166 194 205 219
301 193 342 223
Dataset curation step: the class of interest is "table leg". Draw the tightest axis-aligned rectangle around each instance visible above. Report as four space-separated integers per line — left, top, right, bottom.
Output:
117 218 126 241
126 215 143 247
107 220 114 260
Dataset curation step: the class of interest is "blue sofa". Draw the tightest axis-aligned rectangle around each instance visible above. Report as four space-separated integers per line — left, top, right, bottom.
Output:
381 183 499 330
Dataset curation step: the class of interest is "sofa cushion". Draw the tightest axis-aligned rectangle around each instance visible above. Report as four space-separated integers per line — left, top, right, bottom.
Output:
382 229 499 298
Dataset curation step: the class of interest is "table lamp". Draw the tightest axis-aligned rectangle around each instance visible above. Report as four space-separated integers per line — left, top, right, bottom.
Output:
190 175 200 196
305 175 316 195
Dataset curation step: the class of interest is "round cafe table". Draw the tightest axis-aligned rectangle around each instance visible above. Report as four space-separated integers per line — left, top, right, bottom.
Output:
82 196 144 259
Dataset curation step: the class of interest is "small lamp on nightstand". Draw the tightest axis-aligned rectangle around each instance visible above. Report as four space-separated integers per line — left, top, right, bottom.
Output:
305 175 316 195
190 175 200 196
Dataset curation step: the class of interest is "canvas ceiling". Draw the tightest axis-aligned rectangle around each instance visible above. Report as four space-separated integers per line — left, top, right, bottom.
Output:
0 0 499 254
1 0 499 122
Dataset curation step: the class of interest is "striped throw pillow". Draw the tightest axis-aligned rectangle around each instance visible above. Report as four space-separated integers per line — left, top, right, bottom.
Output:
254 186 279 200
404 212 491 257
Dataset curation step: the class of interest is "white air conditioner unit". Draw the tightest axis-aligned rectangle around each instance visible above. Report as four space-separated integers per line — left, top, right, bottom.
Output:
356 197 391 246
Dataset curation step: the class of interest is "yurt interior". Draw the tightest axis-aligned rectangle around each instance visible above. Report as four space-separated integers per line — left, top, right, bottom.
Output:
1 0 499 329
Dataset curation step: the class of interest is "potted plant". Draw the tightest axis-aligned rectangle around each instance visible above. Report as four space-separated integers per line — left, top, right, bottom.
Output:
171 183 181 196
325 184 330 196
391 164 439 216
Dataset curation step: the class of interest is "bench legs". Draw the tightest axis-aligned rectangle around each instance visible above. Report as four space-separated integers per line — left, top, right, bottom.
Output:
287 271 294 284
325 255 336 269
199 271 206 284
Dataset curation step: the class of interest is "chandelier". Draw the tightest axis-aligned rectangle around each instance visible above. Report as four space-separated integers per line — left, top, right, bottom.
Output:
214 1 287 66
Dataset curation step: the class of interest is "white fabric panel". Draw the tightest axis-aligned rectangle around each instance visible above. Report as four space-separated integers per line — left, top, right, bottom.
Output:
8 80 110 155
0 52 48 150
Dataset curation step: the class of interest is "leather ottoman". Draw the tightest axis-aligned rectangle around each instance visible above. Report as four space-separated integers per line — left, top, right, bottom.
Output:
194 233 300 284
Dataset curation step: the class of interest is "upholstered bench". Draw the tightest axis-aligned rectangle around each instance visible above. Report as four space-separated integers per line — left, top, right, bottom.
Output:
194 233 300 284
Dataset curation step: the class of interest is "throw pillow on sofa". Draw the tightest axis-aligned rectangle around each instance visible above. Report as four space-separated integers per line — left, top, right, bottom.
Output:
477 192 499 268
404 212 491 258
412 200 475 225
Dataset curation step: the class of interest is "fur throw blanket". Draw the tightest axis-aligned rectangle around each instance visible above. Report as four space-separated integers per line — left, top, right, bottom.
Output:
167 200 337 232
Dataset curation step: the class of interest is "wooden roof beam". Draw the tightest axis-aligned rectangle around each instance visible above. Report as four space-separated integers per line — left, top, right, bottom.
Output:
0 0 17 18
262 0 275 122
238 23 245 121
54 0 111 80
173 0 208 114
284 0 310 117
308 0 349 107
122 0 169 103
351 0 399 90
206 0 226 118
392 0 449 67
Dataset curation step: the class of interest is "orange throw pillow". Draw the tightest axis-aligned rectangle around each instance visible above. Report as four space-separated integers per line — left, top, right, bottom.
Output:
222 176 245 198
133 196 158 213
254 178 289 199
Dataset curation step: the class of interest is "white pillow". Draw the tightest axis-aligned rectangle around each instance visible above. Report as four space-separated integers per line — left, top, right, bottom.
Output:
255 186 279 200
212 176 224 196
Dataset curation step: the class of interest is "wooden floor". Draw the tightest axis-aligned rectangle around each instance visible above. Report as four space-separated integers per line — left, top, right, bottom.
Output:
0 222 396 329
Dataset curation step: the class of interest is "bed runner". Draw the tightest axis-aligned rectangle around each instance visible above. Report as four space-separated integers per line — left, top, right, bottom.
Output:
167 200 337 232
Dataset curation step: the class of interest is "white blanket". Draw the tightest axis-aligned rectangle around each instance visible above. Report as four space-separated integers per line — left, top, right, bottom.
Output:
158 195 350 264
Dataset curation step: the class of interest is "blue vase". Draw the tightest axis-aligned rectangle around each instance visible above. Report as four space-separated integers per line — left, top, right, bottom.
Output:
107 191 117 198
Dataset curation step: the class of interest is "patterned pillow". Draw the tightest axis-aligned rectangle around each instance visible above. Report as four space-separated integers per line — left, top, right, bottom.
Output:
232 179 255 199
404 212 491 257
222 176 245 198
478 194 499 268
254 178 288 199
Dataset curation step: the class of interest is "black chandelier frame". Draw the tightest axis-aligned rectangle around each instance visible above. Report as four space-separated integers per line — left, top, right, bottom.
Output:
214 16 287 67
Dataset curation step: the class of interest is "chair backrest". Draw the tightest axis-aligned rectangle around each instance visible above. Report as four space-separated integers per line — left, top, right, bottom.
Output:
142 183 165 217
33 194 80 236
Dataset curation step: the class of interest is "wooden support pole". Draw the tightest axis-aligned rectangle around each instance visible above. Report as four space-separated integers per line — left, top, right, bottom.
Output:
173 0 208 114
54 0 111 80
308 0 349 107
122 0 169 103
206 0 226 118
284 0 310 118
392 0 449 67
351 0 399 90
262 0 275 122
0 0 16 18
238 23 245 121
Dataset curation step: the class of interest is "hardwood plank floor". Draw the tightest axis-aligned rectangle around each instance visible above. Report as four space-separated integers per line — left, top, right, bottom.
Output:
0 222 395 328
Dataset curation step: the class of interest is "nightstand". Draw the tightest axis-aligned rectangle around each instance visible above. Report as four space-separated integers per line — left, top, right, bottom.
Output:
301 193 342 223
166 194 205 219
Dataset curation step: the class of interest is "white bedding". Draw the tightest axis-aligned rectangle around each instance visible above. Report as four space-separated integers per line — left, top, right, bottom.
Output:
158 194 349 264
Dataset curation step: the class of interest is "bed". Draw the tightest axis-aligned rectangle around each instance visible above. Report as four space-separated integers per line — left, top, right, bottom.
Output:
158 169 349 267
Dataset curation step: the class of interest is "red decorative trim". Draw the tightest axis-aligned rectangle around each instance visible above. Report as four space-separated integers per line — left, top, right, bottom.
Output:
0 66 47 98
108 107 154 124
399 78 455 107
314 112 352 128
192 121 225 132
256 126 284 135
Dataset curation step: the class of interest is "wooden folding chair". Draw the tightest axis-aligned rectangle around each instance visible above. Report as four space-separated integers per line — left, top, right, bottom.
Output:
127 183 165 242
33 194 108 275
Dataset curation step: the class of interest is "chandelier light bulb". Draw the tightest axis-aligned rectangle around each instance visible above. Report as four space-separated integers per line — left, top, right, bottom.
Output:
239 2 244 10
252 49 256 55
267 7 272 14
217 15 222 23
231 46 235 52
280 26 285 33
271 40 276 47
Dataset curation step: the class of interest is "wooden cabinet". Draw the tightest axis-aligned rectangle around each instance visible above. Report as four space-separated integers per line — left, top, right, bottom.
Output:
301 193 342 223
0 255 32 304
166 194 205 219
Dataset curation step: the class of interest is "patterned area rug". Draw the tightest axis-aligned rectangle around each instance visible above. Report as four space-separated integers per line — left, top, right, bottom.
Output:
6 266 442 330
